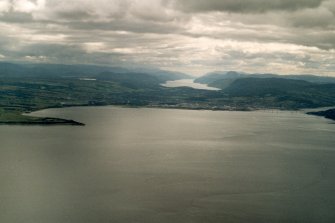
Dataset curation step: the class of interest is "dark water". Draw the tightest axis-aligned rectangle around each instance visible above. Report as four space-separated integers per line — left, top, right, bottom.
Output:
1 107 335 223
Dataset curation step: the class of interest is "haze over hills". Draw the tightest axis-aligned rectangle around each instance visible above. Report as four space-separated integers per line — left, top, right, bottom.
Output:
0 62 192 83
1 61 335 124
195 71 335 89
193 71 335 111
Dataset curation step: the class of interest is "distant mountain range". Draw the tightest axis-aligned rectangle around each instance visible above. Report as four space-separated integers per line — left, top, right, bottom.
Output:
0 62 192 83
195 71 335 89
193 71 335 109
1 62 335 123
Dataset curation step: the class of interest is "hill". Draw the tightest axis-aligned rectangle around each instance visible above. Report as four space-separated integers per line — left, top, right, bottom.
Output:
222 77 335 109
195 71 335 89
1 62 335 124
224 78 312 96
307 109 335 121
0 62 191 83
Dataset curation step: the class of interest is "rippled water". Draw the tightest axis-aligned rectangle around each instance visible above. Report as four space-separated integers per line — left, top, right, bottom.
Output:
1 106 335 223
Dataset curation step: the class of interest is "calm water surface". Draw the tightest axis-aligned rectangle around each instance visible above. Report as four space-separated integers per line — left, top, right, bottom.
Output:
162 79 220 90
1 107 335 223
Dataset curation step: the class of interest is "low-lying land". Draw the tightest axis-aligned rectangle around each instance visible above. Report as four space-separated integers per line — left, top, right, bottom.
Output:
0 109 84 125
1 62 335 125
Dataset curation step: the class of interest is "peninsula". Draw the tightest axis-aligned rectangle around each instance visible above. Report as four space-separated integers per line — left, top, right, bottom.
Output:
307 109 335 121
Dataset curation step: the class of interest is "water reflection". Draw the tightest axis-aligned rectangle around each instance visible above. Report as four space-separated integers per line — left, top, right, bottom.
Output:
1 107 335 223
161 79 220 91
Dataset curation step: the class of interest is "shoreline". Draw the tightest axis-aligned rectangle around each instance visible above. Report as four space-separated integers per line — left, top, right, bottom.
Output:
0 117 85 126
306 109 335 122
1 103 334 126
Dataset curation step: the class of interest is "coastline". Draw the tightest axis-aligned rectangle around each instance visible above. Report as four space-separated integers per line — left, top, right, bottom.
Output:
0 117 85 126
306 109 335 121
1 102 334 126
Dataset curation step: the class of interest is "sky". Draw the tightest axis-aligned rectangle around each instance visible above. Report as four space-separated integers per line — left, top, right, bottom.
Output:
0 0 335 76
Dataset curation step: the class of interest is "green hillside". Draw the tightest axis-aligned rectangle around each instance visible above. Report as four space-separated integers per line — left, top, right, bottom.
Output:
1 62 335 124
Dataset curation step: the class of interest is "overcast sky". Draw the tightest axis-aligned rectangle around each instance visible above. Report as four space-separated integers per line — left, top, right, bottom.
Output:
0 0 335 76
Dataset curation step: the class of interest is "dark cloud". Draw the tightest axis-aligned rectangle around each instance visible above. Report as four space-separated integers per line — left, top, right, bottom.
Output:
2 43 126 66
288 6 335 28
172 0 324 13
0 0 334 76
67 19 185 34
0 12 33 23
54 10 93 21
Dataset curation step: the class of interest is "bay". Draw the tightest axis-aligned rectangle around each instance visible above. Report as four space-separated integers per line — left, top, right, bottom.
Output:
1 106 335 223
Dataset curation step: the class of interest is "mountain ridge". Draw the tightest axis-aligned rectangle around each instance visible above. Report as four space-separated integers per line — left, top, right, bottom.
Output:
0 62 192 83
195 71 335 90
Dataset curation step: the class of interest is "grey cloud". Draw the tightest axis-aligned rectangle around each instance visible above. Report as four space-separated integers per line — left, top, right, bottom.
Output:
0 0 334 76
54 10 93 21
172 0 324 13
2 43 127 66
297 31 335 50
36 0 168 22
0 12 33 23
288 1 335 28
211 47 329 74
216 47 306 62
67 19 185 34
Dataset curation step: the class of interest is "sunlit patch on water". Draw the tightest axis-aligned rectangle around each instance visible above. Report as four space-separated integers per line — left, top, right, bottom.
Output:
162 79 220 91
